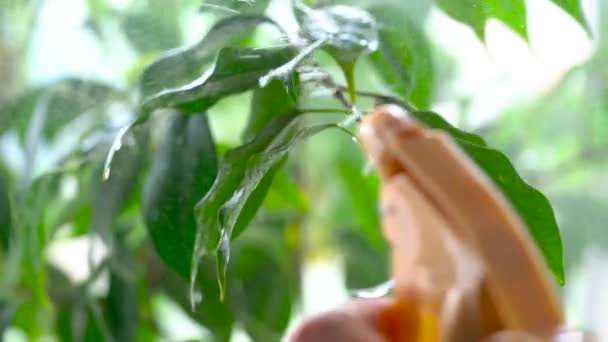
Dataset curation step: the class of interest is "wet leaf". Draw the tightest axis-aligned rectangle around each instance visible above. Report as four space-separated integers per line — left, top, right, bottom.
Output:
294 0 379 63
231 159 285 240
143 112 217 279
191 113 341 303
90 129 147 243
140 15 277 98
138 46 295 122
368 7 435 108
294 0 378 100
263 170 308 213
244 78 298 141
324 0 432 26
201 0 272 14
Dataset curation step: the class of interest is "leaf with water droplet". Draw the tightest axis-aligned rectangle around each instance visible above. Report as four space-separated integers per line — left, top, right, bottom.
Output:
143 111 217 280
190 113 342 304
104 46 295 174
92 127 147 246
294 0 379 101
140 46 295 120
140 15 279 98
351 280 394 299
258 38 325 88
294 1 379 62
201 0 272 15
245 74 299 142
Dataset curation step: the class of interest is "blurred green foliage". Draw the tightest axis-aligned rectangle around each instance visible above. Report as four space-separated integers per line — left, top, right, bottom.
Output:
0 0 599 340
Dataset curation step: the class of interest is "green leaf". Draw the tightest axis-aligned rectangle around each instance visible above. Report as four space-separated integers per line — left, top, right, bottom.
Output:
486 0 528 39
143 112 218 279
0 172 11 252
294 1 379 63
191 113 341 303
17 173 63 307
368 7 435 108
0 301 12 336
337 152 383 250
460 141 565 285
548 0 590 34
139 46 296 122
163 256 234 342
122 0 182 54
56 302 108 342
231 159 285 240
230 229 296 341
333 228 388 290
0 78 119 141
244 76 299 141
140 15 277 98
90 129 147 242
104 237 138 342
435 0 489 39
263 170 308 212
324 0 433 26
294 0 379 101
201 0 272 14
431 0 586 40
414 110 487 146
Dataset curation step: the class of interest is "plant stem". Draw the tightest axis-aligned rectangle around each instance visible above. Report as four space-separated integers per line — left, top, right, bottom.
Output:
339 61 357 103
299 108 352 114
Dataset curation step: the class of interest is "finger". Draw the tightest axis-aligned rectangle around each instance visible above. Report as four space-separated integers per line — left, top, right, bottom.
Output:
288 299 394 342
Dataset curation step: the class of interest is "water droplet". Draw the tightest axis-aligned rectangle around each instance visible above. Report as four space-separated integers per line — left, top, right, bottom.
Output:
350 280 394 299
194 291 203 304
103 124 132 181
338 110 361 130
362 158 374 176
190 275 203 311
258 38 327 88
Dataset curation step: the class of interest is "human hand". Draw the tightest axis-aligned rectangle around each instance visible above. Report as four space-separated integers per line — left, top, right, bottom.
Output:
288 298 396 342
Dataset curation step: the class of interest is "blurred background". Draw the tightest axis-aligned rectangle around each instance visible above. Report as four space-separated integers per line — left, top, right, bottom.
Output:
0 0 606 340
